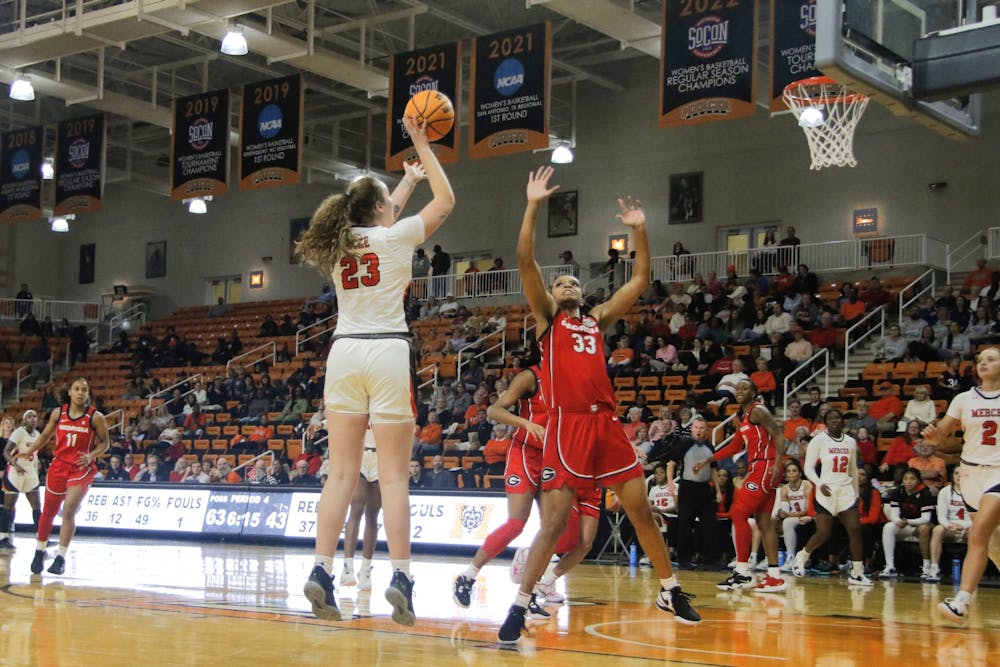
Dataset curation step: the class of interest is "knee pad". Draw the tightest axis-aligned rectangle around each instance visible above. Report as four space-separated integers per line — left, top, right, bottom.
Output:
482 518 527 559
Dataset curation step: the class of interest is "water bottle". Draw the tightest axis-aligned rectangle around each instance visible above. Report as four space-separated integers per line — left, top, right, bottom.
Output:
952 558 961 583
629 543 638 566
778 550 787 567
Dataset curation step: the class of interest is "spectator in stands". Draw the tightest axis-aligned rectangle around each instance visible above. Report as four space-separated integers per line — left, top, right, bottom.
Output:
677 337 709 373
846 399 877 438
182 404 207 439
908 440 947 493
666 303 687 334
855 464 883 568
965 305 994 343
706 358 748 410
873 324 908 362
799 386 823 423
808 311 837 351
19 312 41 337
290 459 320 486
408 459 425 488
13 282 33 317
276 386 310 425
792 292 819 330
208 297 232 318
25 337 51 388
257 315 279 337
902 385 936 426
963 257 992 293
879 467 934 578
940 321 971 360
413 411 443 459
839 288 867 327
248 459 277 486
439 293 459 318
430 244 451 298
861 276 893 311
169 458 191 482
68 324 92 367
276 314 296 336
558 250 581 277
482 424 511 475
785 327 813 364
651 335 679 371
241 389 272 424
764 302 793 341
648 407 676 446
951 294 972 330
934 355 970 400
424 454 456 489
137 454 169 482
211 337 231 365
771 264 795 296
619 407 645 441
782 400 810 442
103 455 131 482
412 247 431 284
778 226 800 266
869 381 904 435
606 336 635 375
736 307 767 343
880 420 922 480
909 325 943 362
182 460 210 483
269 459 289 485
749 357 777 407
855 427 878 466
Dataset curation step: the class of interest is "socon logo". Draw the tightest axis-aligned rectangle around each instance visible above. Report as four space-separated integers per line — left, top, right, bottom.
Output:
68 138 90 169
688 16 729 59
506 475 521 487
800 1 817 36
257 104 283 139
188 118 214 150
460 505 487 532
494 58 524 96
409 75 439 97
10 148 30 180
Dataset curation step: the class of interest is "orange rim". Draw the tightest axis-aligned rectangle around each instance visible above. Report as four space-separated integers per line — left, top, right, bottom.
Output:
783 75 868 105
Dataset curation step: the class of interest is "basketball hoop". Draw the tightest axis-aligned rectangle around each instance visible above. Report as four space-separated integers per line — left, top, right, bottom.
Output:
782 76 870 170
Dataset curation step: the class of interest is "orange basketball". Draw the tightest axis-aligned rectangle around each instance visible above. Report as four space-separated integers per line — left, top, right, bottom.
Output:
404 90 455 142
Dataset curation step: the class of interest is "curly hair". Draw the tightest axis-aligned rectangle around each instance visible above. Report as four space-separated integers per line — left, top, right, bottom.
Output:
295 176 386 271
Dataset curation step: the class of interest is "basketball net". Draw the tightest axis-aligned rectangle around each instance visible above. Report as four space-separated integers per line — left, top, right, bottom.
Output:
782 76 869 170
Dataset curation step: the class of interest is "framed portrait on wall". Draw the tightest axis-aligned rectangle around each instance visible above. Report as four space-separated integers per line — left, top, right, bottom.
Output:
669 172 703 224
289 217 310 263
145 241 166 279
79 243 95 284
547 191 578 238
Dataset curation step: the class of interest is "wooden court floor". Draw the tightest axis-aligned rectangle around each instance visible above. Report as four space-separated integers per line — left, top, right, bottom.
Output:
0 535 996 666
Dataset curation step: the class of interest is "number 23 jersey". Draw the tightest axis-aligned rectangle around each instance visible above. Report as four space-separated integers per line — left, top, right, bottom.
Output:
538 312 616 412
947 387 1000 466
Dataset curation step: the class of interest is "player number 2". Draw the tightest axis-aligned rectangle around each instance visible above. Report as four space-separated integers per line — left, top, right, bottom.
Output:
983 420 997 446
340 253 381 290
832 455 849 473
571 333 597 355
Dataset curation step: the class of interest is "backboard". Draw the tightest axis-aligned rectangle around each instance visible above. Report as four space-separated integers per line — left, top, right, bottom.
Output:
815 0 983 138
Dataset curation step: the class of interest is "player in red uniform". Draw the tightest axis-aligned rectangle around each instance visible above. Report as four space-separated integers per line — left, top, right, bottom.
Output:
23 378 109 575
498 167 700 643
694 379 787 592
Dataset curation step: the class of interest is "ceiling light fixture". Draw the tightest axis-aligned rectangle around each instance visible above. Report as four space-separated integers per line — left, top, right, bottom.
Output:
41 158 54 180
9 76 34 101
220 27 248 56
50 216 70 232
187 197 208 214
551 143 574 164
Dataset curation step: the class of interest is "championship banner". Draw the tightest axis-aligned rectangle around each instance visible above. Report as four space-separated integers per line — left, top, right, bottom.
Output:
769 0 822 111
54 113 104 216
386 42 461 171
469 22 550 160
0 126 43 223
171 88 230 199
239 74 303 191
659 0 758 127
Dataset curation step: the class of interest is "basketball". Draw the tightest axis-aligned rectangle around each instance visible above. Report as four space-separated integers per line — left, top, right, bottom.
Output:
404 90 455 142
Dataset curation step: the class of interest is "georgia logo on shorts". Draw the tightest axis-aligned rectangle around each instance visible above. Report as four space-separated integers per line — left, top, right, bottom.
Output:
541 467 556 482
506 474 521 487
745 481 759 491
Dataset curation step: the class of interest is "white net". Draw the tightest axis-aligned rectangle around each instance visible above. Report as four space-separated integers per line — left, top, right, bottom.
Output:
783 77 870 170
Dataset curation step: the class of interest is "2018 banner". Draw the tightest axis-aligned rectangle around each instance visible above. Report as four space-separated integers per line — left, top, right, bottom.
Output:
171 88 230 199
769 0 821 111
386 42 461 171
659 0 758 127
239 74 303 191
469 22 550 160
54 113 104 216
0 126 43 223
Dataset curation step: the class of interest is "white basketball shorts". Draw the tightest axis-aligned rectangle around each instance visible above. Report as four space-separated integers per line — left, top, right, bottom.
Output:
958 463 1000 511
360 449 379 483
815 484 858 516
324 336 415 423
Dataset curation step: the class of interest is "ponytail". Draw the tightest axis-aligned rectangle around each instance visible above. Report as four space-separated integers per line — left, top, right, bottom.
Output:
296 176 387 270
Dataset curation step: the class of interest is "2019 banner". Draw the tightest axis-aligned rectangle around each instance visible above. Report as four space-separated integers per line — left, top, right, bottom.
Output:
239 74 303 191
54 113 104 216
0 126 43 223
172 88 230 199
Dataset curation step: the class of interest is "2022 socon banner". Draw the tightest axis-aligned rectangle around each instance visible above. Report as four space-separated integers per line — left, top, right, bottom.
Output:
769 0 821 111
470 22 550 160
54 113 104 216
171 88 230 199
659 0 758 128
0 126 43 223
386 42 460 172
240 74 303 191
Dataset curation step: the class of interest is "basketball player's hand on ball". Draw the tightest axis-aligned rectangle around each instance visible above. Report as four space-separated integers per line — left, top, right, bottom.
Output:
402 160 427 183
616 196 645 228
526 166 559 202
402 115 429 148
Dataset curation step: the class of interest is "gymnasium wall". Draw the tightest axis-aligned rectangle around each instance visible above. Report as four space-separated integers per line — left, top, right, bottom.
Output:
7 58 999 316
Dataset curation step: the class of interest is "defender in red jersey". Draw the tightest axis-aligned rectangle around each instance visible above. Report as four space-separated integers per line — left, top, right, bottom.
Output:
497 167 699 644
694 380 787 593
23 378 109 575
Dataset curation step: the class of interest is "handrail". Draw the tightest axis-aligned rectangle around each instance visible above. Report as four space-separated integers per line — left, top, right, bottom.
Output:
583 268 614 294
227 341 276 371
0 380 3 408
844 305 886 383
946 230 983 284
522 312 536 348
455 329 505 383
232 450 275 476
295 314 336 357
897 268 935 327
104 409 125 434
108 303 146 347
15 360 51 402
416 364 439 393
147 373 202 409
988 227 1000 260
783 348 831 418
711 413 737 449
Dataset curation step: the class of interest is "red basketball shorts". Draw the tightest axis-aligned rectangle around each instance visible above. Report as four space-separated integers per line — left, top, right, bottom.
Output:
731 460 778 518
45 458 96 496
542 408 642 492
574 485 602 519
504 441 542 495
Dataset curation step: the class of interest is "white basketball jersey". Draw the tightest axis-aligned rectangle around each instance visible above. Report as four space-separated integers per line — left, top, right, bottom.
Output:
785 481 809 514
806 431 857 487
940 485 967 524
7 426 39 471
648 484 675 513
332 215 424 335
947 387 1000 466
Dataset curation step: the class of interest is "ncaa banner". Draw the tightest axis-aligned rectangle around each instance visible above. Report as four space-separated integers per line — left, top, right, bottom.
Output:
239 74 303 191
54 113 104 216
469 22 550 160
386 42 461 172
659 0 758 127
171 88 230 199
769 0 821 111
0 126 43 223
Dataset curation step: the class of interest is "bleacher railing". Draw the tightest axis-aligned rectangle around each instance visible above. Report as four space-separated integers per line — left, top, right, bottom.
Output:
898 269 935 326
411 263 578 301
522 312 535 348
107 303 146 347
104 409 125 434
455 329 506 385
15 360 51 402
844 305 886 383
987 227 1000 261
783 348 831 418
295 314 336 357
417 364 439 394
0 298 102 324
711 413 737 448
227 342 276 372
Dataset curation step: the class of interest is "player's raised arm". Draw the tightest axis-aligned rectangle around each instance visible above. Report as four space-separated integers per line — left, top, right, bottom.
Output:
592 197 649 331
518 166 559 329
389 161 427 221
403 116 455 239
